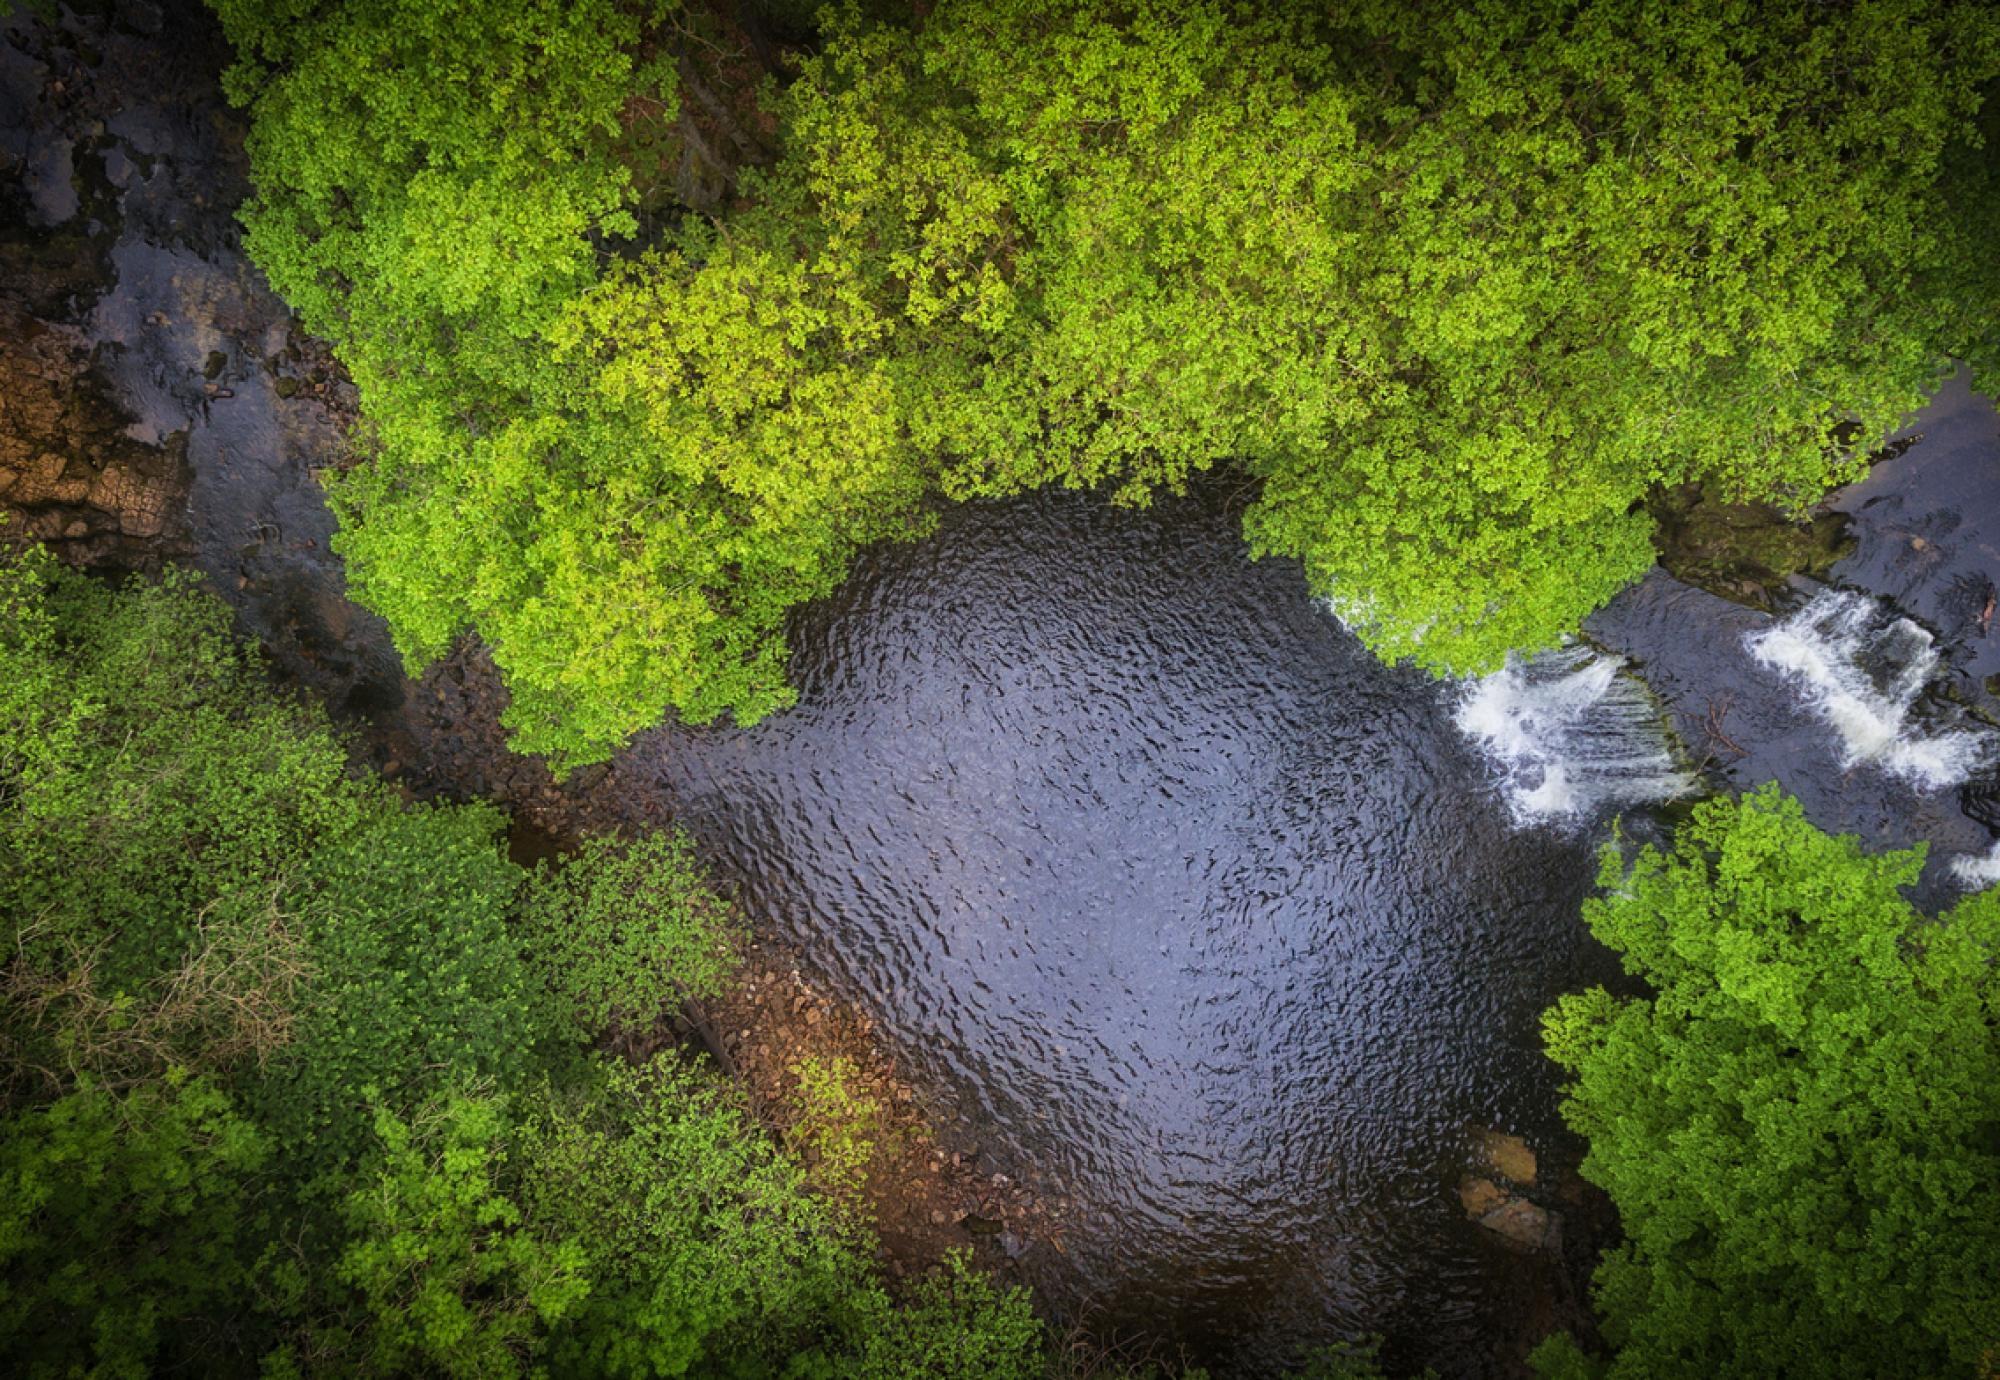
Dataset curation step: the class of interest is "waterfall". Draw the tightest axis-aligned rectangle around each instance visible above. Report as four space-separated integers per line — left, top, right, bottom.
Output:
1745 590 1994 790
1951 840 2000 889
1455 645 1693 825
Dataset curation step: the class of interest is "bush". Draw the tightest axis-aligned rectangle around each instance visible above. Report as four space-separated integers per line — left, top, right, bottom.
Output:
0 546 1051 1377
524 1053 871 1377
1539 787 2000 1378
839 1249 1044 1380
322 1091 590 1380
0 1075 272 1377
520 831 742 1043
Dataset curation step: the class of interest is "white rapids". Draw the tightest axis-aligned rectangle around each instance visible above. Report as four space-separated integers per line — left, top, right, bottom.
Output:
1745 589 1994 791
1950 840 2000 889
1455 645 1694 825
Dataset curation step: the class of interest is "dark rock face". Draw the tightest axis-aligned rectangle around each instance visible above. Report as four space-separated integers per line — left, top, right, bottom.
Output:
1963 777 2000 835
0 1 406 727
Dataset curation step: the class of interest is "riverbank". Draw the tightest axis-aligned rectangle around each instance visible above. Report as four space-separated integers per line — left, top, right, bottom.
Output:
12 4 1998 1375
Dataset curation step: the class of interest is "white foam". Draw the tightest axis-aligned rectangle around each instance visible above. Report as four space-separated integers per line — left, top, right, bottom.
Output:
1950 840 2000 889
1745 590 1993 791
1455 645 1694 825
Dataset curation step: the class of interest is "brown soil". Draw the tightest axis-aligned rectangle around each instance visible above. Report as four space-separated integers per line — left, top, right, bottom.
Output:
699 944 1059 1282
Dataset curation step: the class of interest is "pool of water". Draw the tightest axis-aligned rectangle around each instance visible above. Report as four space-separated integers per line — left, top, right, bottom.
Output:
626 482 1628 1375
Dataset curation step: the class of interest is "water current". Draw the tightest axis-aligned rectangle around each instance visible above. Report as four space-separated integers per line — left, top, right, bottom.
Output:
625 483 1638 1375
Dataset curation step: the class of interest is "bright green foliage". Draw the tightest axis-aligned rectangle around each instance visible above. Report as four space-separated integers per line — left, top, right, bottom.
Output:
523 1054 867 1377
837 1249 1044 1380
786 1053 882 1205
520 832 742 1042
221 0 2000 766
770 0 2000 674
0 1076 270 1379
214 0 933 767
258 801 541 1166
210 0 685 766
1538 787 2000 1378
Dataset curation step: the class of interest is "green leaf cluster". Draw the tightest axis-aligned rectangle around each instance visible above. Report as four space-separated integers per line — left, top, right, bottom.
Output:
0 551 1044 1378
520 831 743 1043
1538 787 2000 1378
220 0 2000 766
0 1075 271 1380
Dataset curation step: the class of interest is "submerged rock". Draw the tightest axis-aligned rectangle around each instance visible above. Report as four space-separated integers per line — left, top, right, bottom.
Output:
1478 1197 1557 1252
1470 1126 1539 1187
1458 1176 1509 1219
1461 1130 1561 1251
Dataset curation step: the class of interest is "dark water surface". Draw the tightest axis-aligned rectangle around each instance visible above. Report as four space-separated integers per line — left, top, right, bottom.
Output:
627 485 1622 1375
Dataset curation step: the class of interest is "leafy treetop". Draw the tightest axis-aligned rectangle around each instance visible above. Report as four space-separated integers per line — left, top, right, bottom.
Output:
1537 787 2000 1379
219 0 2000 766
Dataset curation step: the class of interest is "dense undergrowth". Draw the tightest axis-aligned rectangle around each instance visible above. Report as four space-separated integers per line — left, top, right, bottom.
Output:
9 0 2000 1375
214 0 2000 768
0 541 1421 1375
0 546 1045 1379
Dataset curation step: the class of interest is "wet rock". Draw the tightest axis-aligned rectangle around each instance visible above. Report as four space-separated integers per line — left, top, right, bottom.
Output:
1963 777 2000 833
958 1213 1003 1237
1470 1126 1538 1186
1648 481 1855 609
1478 1198 1557 1252
0 305 190 565
1458 1176 1509 1219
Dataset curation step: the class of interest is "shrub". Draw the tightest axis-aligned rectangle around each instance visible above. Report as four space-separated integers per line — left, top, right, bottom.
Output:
219 0 2000 764
0 1075 273 1377
519 831 741 1043
840 1249 1044 1380
523 1052 869 1377
324 1091 591 1380
0 545 1064 1376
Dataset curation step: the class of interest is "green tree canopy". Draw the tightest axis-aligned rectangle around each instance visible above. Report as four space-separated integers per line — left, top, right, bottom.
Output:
219 0 2000 766
1538 787 2000 1379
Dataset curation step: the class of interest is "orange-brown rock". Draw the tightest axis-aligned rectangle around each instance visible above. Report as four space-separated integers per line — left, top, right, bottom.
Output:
0 302 189 565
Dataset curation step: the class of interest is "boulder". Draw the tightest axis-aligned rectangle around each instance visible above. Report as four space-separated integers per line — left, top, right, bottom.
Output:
1458 1175 1508 1219
1477 1198 1556 1252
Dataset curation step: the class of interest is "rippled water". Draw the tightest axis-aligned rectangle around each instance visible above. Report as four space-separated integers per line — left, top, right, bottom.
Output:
627 483 1626 1375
